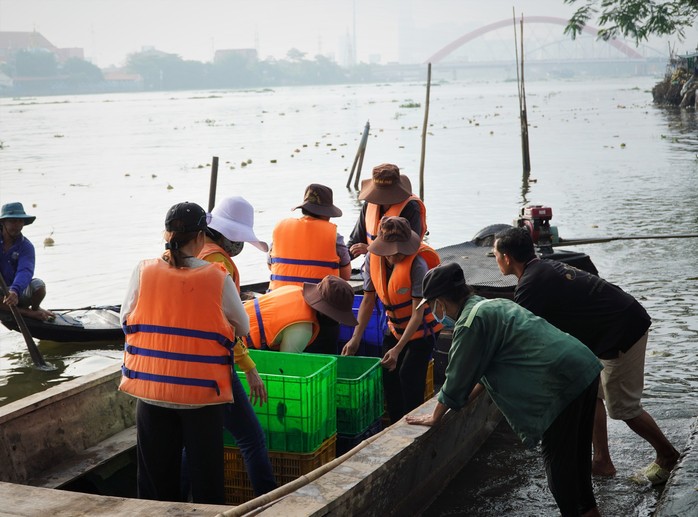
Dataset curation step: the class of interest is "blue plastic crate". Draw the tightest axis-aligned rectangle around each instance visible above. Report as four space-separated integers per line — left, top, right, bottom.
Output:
338 295 387 355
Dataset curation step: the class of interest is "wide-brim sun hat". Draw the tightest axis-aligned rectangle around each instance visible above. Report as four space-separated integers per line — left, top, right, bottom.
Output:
293 183 342 218
302 276 358 327
367 216 421 257
0 202 36 225
209 196 269 252
358 163 412 205
416 262 467 310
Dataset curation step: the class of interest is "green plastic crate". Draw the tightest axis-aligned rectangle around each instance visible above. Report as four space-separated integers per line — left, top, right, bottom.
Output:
335 355 383 435
231 350 337 453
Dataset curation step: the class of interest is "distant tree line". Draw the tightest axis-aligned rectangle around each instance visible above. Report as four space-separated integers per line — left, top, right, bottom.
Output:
0 47 377 95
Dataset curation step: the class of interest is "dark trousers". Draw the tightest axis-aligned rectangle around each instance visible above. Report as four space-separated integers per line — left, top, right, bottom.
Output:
224 369 277 495
136 400 225 504
541 376 599 516
305 319 340 355
382 332 436 423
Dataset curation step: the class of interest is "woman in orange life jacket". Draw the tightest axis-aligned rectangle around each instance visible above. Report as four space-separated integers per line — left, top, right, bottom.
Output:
347 163 427 259
342 216 442 423
119 202 249 504
243 275 358 353
267 184 352 354
198 195 277 496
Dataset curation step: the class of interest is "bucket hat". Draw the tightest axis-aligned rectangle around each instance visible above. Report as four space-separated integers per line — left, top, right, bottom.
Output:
358 163 412 205
294 184 342 218
416 263 467 310
209 196 269 252
165 202 209 232
302 275 358 327
0 202 36 225
367 216 421 257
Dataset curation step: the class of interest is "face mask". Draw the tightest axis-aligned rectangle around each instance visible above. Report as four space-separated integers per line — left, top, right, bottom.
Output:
221 238 244 257
433 300 456 329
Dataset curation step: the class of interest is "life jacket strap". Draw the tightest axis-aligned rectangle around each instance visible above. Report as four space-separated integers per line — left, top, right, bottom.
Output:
121 365 221 396
124 343 232 365
122 324 234 351
270 257 339 269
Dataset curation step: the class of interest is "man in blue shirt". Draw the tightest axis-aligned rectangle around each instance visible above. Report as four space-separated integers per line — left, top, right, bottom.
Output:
0 202 53 321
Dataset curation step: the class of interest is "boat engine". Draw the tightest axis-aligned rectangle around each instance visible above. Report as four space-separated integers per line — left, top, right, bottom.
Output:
515 205 558 253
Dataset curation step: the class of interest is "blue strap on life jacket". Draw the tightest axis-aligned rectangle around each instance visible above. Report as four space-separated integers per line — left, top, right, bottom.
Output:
253 298 271 350
122 323 234 351
383 299 412 312
366 231 377 241
124 343 232 365
270 257 339 269
269 274 323 284
121 365 221 396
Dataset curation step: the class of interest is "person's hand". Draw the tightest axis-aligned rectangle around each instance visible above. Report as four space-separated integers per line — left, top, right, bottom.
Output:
245 369 268 407
350 243 368 257
380 347 401 372
406 413 438 427
341 337 360 356
2 290 18 307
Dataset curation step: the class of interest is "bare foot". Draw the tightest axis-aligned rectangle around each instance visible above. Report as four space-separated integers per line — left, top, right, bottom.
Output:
592 460 617 477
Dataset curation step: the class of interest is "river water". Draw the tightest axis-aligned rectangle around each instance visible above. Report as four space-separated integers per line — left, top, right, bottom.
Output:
1 76 697 515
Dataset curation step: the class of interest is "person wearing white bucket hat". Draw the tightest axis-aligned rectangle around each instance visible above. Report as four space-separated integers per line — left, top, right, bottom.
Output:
196 196 277 497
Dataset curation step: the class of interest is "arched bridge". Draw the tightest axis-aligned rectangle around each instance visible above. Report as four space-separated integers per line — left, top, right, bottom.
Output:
425 16 644 64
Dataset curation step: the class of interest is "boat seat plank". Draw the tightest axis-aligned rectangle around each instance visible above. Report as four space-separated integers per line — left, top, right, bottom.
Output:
29 426 137 489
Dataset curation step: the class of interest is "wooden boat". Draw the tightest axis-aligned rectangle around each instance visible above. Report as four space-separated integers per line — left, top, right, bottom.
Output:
0 340 502 516
0 305 123 343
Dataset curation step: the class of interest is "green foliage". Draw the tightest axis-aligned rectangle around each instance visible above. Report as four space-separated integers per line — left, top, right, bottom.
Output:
564 0 698 43
15 49 57 77
62 58 103 83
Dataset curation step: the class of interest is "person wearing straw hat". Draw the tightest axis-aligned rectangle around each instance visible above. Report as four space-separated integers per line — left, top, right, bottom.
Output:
119 201 249 504
242 275 358 354
268 183 352 354
0 202 54 321
342 216 442 423
268 183 351 291
197 196 277 497
347 163 427 259
406 262 602 517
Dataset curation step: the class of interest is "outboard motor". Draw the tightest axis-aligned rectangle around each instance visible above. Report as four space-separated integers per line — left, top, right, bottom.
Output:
515 205 558 254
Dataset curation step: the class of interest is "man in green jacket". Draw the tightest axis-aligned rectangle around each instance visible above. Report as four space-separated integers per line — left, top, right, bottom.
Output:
407 263 602 517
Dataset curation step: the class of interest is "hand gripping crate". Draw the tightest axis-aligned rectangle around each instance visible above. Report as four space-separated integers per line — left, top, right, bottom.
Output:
335 355 384 435
224 434 336 505
233 350 337 453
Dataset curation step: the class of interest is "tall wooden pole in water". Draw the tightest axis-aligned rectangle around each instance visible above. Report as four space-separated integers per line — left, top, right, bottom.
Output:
208 156 219 212
419 62 432 201
513 11 531 175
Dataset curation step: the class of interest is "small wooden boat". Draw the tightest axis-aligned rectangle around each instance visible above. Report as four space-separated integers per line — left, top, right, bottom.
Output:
0 305 123 343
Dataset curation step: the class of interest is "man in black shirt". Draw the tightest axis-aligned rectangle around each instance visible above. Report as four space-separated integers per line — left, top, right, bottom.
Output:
493 227 679 485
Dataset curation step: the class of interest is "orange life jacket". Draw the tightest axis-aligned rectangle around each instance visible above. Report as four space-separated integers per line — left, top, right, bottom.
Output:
365 195 427 244
119 259 235 405
242 285 320 350
269 216 340 290
370 244 443 341
199 240 240 291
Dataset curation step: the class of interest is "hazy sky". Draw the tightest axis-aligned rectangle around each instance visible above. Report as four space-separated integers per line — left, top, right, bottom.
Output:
0 0 695 67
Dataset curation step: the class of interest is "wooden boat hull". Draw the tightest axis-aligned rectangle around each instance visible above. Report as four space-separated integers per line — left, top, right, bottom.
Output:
0 358 500 516
0 306 123 343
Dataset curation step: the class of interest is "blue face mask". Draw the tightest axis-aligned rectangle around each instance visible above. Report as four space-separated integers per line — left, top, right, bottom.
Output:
433 300 456 329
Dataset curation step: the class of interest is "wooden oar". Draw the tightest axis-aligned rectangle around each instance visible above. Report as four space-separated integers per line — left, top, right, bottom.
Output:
0 275 50 368
555 233 698 247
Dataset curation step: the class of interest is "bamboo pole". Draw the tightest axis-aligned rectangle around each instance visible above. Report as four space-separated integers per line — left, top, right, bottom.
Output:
520 16 531 174
347 121 370 190
418 63 432 201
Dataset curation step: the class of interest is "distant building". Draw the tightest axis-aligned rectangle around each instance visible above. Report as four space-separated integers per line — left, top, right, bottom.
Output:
214 48 258 64
0 31 84 64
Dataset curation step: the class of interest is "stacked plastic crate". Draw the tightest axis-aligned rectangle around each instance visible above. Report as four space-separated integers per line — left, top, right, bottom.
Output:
223 350 337 505
335 355 384 455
